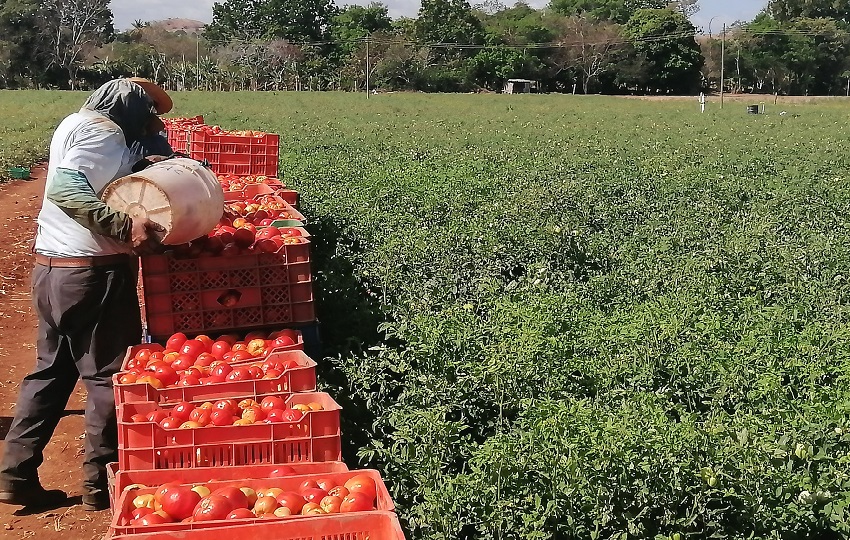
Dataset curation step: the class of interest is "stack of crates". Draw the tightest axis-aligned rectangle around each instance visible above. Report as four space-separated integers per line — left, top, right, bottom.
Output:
106 116 405 539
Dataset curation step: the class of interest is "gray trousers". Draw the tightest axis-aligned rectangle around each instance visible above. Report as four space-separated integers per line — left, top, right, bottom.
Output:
0 261 141 494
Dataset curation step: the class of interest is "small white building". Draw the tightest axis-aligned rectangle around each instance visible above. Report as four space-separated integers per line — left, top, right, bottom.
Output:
503 79 538 94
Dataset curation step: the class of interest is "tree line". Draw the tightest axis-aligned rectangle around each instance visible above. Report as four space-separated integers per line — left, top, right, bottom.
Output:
0 0 848 95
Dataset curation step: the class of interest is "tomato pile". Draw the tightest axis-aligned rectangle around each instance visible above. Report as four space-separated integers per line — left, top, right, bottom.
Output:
124 473 377 525
193 125 268 137
129 395 322 429
119 330 300 389
217 173 280 192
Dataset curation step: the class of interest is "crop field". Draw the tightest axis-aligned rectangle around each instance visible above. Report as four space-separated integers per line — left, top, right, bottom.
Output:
3 91 850 539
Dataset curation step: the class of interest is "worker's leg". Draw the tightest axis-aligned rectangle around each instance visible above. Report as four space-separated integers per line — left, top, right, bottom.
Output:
0 265 80 494
70 263 141 501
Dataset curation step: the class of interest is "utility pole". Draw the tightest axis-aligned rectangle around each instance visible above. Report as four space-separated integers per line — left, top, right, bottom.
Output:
366 37 370 99
196 36 200 90
720 23 726 109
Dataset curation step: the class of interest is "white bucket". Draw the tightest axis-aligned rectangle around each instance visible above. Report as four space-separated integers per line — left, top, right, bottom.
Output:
102 158 224 245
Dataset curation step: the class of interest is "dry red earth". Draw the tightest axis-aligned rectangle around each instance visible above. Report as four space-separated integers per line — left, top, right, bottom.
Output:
0 165 111 539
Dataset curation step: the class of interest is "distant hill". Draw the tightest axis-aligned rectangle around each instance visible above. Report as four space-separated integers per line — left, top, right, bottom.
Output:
149 18 206 34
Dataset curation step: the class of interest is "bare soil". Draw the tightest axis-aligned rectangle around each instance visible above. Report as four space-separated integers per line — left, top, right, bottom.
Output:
0 165 111 539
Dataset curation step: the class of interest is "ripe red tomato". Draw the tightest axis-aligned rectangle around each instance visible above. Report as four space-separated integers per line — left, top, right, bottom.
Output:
212 486 250 510
226 508 255 519
256 227 281 240
265 409 286 423
146 410 170 423
159 416 182 429
272 335 296 348
269 466 296 478
138 512 170 525
119 373 138 384
154 482 180 506
260 396 287 414
210 363 233 378
275 491 305 514
301 488 327 504
178 375 200 386
210 340 231 359
194 353 217 368
247 365 263 379
194 335 214 352
226 366 252 381
315 477 335 492
192 494 234 521
281 408 303 422
339 491 375 513
209 409 233 427
213 399 237 415
344 474 378 500
130 413 148 423
166 333 188 351
131 506 154 520
161 486 202 520
299 480 319 492
152 364 179 387
189 408 212 426
171 354 195 371
171 402 195 422
180 340 207 359
230 350 254 362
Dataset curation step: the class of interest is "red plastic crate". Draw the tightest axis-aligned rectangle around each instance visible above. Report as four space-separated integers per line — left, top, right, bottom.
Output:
114 349 316 406
189 130 279 177
163 116 205 154
117 392 341 470
109 510 405 540
109 469 393 533
139 243 315 341
107 461 349 508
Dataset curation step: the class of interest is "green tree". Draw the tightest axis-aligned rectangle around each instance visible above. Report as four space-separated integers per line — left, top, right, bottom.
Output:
37 0 114 89
205 0 338 44
467 47 542 89
478 2 554 45
415 0 485 49
624 8 703 93
549 0 668 24
0 0 52 88
331 3 392 57
767 0 850 23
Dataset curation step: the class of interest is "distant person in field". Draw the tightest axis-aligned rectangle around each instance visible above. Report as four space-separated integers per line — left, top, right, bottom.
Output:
0 78 172 511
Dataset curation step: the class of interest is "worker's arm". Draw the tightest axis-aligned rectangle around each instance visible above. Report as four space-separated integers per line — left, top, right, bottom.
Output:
46 167 132 241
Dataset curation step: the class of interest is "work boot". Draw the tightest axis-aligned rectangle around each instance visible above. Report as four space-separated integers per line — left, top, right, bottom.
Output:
0 484 67 509
82 491 110 511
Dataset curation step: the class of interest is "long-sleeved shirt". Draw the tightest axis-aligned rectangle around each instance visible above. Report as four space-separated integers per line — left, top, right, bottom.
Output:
34 111 136 257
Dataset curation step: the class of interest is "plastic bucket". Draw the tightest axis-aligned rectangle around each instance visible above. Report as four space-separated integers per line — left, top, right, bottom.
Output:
102 158 224 245
747 105 759 114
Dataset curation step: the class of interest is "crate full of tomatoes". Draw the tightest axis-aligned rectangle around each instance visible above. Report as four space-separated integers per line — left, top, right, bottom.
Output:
117 391 341 470
115 329 316 406
189 126 279 177
107 462 350 509
218 174 298 206
108 470 404 540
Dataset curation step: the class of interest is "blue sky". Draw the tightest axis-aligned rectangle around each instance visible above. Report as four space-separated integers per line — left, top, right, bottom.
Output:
110 0 768 32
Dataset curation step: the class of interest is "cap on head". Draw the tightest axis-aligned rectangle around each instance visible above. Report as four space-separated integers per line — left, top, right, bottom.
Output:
126 77 173 114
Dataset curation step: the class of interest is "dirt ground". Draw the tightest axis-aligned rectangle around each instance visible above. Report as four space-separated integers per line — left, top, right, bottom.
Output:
0 166 111 539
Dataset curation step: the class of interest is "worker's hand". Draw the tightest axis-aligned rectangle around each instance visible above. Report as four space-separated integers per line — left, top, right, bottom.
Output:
146 155 169 163
130 217 165 255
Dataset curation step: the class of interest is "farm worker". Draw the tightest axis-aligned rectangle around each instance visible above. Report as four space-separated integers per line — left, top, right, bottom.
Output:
0 78 172 511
